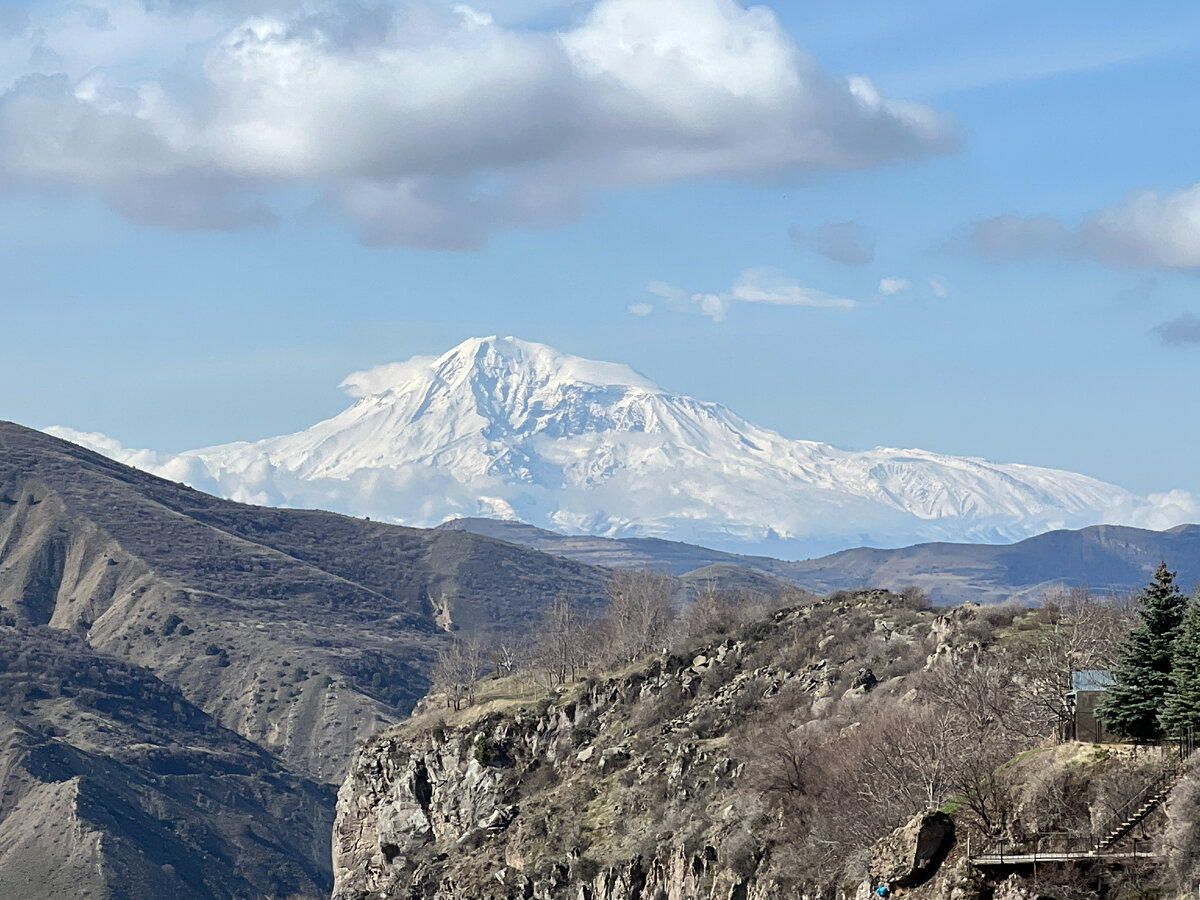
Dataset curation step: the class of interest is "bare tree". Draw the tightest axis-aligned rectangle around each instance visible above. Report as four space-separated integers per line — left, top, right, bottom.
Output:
685 581 743 640
488 634 527 676
899 585 933 610
535 593 593 687
922 649 1053 833
805 649 1046 842
432 634 485 710
822 702 960 831
1018 587 1134 731
746 719 813 799
603 568 675 664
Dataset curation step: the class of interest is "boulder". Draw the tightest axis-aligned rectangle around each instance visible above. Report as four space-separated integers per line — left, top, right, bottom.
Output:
600 747 631 773
871 810 954 888
852 667 878 691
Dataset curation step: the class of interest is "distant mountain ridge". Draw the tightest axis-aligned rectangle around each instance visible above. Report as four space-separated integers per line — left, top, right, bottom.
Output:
48 335 1192 556
441 516 1200 605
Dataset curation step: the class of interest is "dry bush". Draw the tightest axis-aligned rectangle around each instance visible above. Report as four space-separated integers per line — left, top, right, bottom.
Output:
744 719 813 801
980 601 1024 629
898 585 933 611
683 584 744 640
1163 765 1200 895
601 569 675 665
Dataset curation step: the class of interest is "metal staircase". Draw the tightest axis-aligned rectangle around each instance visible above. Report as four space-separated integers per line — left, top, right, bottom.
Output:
1091 762 1184 852
969 741 1194 867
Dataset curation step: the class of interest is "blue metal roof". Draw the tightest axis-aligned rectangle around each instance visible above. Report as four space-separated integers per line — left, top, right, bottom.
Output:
1071 669 1115 691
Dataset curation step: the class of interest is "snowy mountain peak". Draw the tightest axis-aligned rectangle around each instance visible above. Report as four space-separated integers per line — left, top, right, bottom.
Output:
45 337 1196 557
340 336 660 401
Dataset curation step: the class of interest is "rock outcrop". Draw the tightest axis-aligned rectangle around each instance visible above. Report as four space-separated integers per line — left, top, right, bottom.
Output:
871 811 955 888
332 596 970 900
332 642 796 900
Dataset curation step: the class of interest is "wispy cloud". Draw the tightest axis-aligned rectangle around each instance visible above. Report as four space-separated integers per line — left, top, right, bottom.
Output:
0 0 955 249
881 19 1200 97
878 276 911 295
1153 313 1200 347
649 268 856 323
789 220 875 265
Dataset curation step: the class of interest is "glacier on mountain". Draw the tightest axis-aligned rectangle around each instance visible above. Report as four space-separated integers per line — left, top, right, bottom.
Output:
47 336 1194 557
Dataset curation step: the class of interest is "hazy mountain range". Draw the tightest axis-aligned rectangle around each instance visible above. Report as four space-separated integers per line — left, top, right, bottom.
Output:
440 517 1200 605
49 336 1193 557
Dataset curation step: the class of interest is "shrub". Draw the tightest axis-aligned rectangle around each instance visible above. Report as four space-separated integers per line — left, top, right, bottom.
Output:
572 726 598 747
473 735 499 767
898 586 932 611
571 856 602 882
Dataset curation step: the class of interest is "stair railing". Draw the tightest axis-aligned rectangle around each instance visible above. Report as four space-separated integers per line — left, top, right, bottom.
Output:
1090 750 1187 852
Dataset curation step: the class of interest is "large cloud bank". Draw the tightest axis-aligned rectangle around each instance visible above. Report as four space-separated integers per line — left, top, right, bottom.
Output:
0 0 954 248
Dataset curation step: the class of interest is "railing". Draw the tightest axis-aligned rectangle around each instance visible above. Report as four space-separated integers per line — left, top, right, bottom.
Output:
1090 752 1186 851
968 738 1195 866
969 836 1158 865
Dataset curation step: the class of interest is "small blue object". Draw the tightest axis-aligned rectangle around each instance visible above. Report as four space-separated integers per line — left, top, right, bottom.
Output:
876 885 889 897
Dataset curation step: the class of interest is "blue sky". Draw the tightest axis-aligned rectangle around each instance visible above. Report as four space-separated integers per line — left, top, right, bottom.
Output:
2 0 1199 504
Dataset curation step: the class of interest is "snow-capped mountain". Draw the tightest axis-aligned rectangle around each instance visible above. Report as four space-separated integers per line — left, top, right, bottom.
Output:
48 336 1192 557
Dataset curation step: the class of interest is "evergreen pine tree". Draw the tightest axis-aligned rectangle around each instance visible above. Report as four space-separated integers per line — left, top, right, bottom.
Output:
1160 598 1200 739
1097 561 1188 741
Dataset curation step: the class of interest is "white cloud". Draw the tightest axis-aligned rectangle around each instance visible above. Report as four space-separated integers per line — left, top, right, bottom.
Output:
0 0 954 248
1080 183 1200 268
1127 489 1200 531
627 302 653 317
43 425 168 470
732 268 857 309
878 276 910 295
452 5 495 28
650 268 856 322
929 276 948 298
956 181 1200 270
340 356 440 397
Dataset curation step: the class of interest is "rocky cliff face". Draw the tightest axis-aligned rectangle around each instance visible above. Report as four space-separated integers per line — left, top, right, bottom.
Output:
332 593 963 900
333 653 781 900
333 638 806 897
331 592 1189 900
